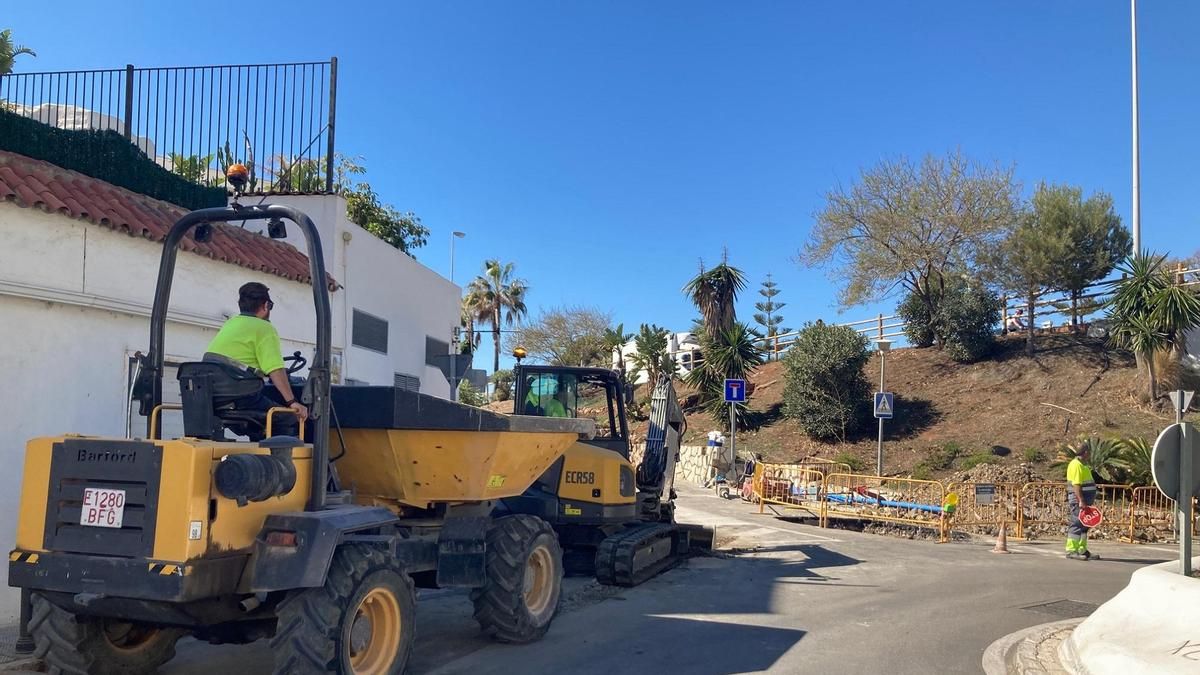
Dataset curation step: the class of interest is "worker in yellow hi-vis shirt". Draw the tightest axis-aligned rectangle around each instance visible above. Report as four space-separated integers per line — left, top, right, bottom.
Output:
205 282 308 437
1065 442 1099 560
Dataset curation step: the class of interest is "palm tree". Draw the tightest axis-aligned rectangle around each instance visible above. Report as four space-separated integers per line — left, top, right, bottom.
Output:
459 291 484 355
1107 251 1200 400
684 258 747 336
466 260 529 373
603 323 634 374
1052 437 1129 484
0 30 36 76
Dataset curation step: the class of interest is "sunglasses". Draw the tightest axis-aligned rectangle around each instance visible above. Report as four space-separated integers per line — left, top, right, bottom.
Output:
266 299 275 310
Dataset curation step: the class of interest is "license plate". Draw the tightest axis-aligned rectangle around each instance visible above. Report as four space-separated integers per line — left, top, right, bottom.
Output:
80 488 126 528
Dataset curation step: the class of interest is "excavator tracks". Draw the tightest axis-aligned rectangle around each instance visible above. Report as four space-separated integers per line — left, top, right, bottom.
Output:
595 523 690 587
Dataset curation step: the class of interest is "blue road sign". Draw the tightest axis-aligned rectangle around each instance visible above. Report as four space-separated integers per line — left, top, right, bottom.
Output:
724 379 747 403
874 392 894 419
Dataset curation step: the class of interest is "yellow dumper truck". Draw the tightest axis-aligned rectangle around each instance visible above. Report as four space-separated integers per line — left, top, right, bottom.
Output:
8 203 595 674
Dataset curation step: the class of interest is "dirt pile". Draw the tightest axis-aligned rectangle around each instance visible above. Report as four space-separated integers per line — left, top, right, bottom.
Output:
947 462 1041 485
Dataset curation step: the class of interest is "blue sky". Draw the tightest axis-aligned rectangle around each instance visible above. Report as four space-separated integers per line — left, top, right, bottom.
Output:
7 2 1199 371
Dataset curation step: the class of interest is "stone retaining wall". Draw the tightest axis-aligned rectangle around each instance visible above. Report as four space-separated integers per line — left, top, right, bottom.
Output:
628 444 721 487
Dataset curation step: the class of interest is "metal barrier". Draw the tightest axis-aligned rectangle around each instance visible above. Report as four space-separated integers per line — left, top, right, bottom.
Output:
1017 482 1132 541
821 473 948 542
943 482 1021 535
1124 487 1191 543
755 464 826 516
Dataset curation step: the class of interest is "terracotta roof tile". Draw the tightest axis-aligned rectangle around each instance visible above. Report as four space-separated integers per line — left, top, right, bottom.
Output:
0 151 337 290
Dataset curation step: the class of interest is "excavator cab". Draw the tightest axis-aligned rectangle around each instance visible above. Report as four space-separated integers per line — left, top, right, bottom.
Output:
513 365 631 456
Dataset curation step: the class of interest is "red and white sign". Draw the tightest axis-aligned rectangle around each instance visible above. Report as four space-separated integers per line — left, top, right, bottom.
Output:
1079 506 1103 528
80 488 126 528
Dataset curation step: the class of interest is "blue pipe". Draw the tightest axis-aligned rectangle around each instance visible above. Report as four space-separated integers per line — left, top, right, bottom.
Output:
825 492 944 514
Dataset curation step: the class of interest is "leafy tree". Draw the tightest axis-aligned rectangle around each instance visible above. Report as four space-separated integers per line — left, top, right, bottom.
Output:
456 380 488 407
782 322 871 441
0 29 35 75
603 323 634 374
804 151 1018 339
490 369 515 402
505 305 613 367
1107 251 1200 400
1033 185 1131 327
753 273 790 357
271 153 429 255
168 153 221 187
983 197 1062 356
934 276 1001 362
466 260 529 374
628 324 674 385
897 291 936 348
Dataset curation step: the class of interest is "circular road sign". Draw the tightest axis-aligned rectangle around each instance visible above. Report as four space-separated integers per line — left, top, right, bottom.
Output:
1151 423 1200 502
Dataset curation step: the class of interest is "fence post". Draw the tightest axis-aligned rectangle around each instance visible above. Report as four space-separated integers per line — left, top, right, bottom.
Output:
773 334 779 361
122 64 134 140
1001 294 1008 333
325 57 339 193
877 313 883 340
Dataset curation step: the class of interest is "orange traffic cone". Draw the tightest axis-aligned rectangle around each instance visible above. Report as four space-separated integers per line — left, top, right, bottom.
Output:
992 522 1010 554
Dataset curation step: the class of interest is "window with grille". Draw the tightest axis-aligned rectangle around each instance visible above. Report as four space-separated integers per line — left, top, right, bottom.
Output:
394 373 420 392
352 310 388 354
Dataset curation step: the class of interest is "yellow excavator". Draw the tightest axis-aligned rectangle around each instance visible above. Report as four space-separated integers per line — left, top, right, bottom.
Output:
8 202 595 674
502 365 692 585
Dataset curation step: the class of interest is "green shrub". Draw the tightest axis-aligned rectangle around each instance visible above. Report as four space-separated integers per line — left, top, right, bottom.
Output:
935 277 1002 363
911 465 932 481
912 442 963 477
1023 447 1046 463
1118 437 1153 486
457 380 487 407
782 323 871 441
834 452 866 472
959 451 995 470
898 291 937 348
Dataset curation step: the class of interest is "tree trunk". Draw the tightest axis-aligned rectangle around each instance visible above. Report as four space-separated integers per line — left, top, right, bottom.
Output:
1025 295 1036 357
492 308 501 374
1146 352 1158 402
1070 291 1079 329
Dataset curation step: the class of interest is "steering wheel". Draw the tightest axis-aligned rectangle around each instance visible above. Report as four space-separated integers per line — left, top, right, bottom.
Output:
284 351 308 376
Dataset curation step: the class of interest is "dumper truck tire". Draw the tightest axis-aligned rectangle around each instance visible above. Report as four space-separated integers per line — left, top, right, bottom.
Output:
471 514 563 644
29 594 183 675
272 544 415 675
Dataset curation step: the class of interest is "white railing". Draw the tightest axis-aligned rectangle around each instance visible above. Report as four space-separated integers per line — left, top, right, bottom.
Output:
756 266 1200 358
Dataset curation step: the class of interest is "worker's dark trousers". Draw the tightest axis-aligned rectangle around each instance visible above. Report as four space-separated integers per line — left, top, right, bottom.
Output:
233 389 299 438
1066 485 1097 553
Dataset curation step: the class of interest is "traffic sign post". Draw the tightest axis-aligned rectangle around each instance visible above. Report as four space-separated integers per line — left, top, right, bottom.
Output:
1153 390 1196 575
874 392 894 475
724 379 746 479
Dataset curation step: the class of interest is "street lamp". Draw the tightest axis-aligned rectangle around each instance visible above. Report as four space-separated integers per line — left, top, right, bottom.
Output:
874 338 893 476
1130 0 1141 254
449 231 466 402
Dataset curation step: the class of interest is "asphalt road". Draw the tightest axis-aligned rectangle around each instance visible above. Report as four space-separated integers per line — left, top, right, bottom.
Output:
162 484 1172 674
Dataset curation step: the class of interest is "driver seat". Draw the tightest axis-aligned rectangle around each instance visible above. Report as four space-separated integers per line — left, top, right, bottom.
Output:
177 360 269 441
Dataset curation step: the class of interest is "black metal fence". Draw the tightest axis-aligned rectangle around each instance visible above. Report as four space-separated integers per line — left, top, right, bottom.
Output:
0 59 337 193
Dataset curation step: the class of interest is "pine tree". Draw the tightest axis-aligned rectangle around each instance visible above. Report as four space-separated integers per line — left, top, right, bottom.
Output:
753 274 790 359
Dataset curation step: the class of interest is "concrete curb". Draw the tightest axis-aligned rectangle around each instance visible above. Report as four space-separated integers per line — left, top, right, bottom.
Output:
982 618 1081 675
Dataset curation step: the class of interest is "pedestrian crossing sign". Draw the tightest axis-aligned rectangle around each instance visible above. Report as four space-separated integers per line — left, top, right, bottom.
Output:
874 392 894 419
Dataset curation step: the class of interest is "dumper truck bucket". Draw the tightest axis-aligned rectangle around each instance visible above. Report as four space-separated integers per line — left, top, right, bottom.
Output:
329 387 595 508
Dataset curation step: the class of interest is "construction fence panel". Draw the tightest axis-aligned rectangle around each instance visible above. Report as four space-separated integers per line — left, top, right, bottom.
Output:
821 473 948 542
943 482 1021 536
1124 487 1195 543
1017 482 1132 541
755 464 826 516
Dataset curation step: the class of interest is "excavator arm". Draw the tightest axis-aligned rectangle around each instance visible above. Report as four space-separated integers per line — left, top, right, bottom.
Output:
635 374 686 522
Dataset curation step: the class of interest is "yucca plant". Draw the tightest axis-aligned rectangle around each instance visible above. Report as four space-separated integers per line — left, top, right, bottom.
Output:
1107 251 1200 401
1051 437 1130 484
1118 437 1153 487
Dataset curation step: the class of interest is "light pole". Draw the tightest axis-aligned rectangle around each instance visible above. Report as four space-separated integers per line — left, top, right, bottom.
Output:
449 231 466 402
1131 0 1141 253
875 338 892 475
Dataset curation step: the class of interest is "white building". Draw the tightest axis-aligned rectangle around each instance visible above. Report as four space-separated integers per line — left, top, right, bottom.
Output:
617 331 703 384
0 149 459 619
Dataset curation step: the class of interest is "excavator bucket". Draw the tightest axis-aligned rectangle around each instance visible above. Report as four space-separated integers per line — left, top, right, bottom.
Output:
329 387 594 508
